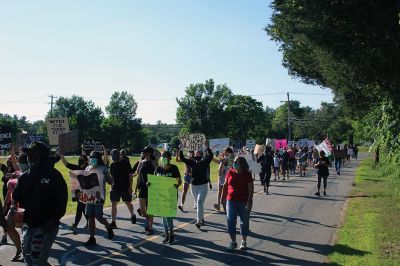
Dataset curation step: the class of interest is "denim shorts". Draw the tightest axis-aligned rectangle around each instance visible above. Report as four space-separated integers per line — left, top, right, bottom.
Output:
183 175 192 184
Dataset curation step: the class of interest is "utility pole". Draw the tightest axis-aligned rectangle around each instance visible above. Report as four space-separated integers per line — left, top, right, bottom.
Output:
49 94 57 117
287 92 291 142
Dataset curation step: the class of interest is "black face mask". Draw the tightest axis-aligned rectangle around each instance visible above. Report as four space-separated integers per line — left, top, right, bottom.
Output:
194 156 202 161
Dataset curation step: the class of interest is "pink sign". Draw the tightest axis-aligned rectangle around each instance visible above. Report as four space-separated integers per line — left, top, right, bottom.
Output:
275 139 288 150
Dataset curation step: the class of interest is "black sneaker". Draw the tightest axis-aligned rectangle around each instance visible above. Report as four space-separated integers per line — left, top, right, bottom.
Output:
110 221 117 229
168 234 175 244
145 229 154 236
314 192 320 196
162 234 169 244
178 205 184 212
195 222 201 229
107 226 114 240
137 209 142 217
84 237 96 246
323 191 327 196
131 215 137 224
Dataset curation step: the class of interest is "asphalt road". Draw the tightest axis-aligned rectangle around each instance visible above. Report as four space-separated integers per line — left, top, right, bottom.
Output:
0 154 365 265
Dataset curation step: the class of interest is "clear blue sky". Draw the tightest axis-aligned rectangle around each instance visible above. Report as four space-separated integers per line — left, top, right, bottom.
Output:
0 0 333 123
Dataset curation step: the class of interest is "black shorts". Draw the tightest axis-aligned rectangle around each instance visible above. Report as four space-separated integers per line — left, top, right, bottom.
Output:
110 190 132 202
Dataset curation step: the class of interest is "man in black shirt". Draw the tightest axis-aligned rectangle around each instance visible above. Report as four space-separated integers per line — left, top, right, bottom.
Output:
257 147 274 194
137 147 156 235
13 141 67 265
109 149 136 228
314 150 332 196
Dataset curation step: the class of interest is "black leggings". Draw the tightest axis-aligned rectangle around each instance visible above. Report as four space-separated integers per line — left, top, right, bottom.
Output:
260 171 272 188
74 201 88 227
317 175 328 190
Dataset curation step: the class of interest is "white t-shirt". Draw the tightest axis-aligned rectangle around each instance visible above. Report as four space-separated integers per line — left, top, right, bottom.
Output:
273 157 280 168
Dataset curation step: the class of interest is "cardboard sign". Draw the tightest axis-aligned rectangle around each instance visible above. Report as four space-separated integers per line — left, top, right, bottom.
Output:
246 140 256 149
316 139 332 156
209 138 230 153
179 133 206 151
275 139 288 150
58 130 79 153
46 117 69 146
70 169 104 204
253 144 265 155
0 127 12 151
147 174 178 217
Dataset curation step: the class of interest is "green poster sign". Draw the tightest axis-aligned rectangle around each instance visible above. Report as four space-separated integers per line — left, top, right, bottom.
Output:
147 174 178 217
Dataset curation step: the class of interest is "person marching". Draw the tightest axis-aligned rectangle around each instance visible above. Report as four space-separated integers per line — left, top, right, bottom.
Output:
273 151 280 180
257 147 273 194
281 148 289 180
80 151 114 246
333 145 343 175
179 142 213 228
298 147 308 177
154 151 182 244
109 149 137 229
0 155 15 244
212 147 234 211
176 151 194 212
59 152 89 234
137 147 157 235
12 142 68 265
221 156 254 250
314 150 332 196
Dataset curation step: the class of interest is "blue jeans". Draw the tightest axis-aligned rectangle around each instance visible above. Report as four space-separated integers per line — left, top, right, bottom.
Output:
22 224 59 265
335 159 342 173
162 217 174 233
226 200 249 237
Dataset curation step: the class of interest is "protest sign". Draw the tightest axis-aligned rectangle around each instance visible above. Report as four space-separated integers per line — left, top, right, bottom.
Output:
70 169 104 204
243 153 261 177
46 117 69 146
179 133 206 151
58 130 79 153
316 139 332 156
275 139 288 150
209 138 230 153
147 174 177 217
82 139 103 155
0 127 12 151
265 138 275 148
246 140 256 149
253 144 265 155
27 134 44 144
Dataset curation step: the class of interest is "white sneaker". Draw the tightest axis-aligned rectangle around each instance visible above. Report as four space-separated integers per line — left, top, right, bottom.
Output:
240 240 247 250
227 241 237 250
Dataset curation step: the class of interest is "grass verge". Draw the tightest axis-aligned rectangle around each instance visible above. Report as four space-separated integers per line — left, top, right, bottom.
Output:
328 157 400 265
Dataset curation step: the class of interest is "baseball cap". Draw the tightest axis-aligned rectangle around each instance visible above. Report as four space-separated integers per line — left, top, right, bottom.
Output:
141 146 154 154
22 141 50 157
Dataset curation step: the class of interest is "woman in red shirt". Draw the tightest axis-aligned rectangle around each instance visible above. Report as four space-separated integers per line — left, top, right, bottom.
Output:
221 156 254 251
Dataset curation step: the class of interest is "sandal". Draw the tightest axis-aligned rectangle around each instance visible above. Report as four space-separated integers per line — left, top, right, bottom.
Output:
11 250 22 262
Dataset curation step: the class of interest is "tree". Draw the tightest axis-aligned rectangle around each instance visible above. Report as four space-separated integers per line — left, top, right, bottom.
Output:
50 95 104 141
224 95 266 141
101 91 146 149
176 79 233 138
266 1 400 116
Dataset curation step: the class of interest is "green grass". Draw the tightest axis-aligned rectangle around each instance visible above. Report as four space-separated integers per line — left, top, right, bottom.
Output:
328 158 400 265
0 156 220 215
